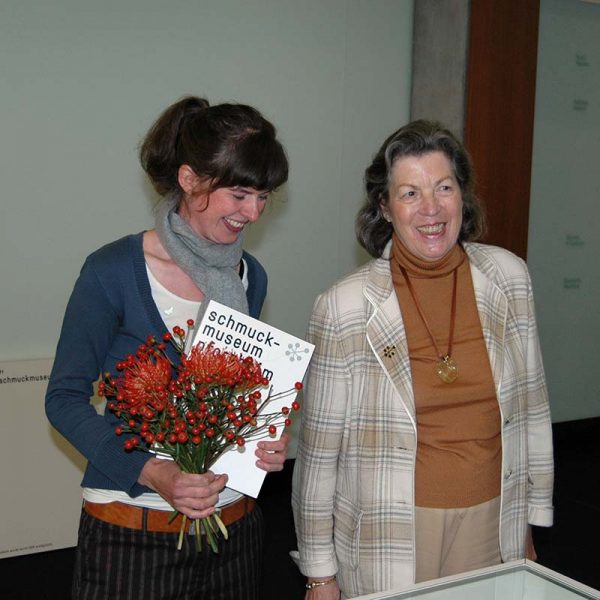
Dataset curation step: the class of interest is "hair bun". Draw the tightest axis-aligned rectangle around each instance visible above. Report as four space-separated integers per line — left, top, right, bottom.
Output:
180 96 210 113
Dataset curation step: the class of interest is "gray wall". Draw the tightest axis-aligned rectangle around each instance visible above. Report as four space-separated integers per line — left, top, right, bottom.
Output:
0 0 414 362
528 0 600 422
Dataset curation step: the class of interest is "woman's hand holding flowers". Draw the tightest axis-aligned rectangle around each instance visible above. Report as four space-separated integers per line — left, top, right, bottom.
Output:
139 458 228 519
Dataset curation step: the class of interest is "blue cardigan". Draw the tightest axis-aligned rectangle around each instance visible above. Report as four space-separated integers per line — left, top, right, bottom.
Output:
45 232 267 497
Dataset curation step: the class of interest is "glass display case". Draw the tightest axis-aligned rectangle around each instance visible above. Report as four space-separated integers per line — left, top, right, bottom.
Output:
353 560 600 600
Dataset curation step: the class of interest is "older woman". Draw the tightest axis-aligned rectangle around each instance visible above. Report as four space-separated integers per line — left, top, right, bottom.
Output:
292 120 553 599
46 96 289 599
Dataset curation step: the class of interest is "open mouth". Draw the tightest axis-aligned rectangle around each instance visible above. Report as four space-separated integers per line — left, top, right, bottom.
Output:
417 223 445 235
224 217 246 231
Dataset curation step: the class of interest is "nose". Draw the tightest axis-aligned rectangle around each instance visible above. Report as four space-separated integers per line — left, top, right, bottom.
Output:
419 189 440 215
241 197 263 222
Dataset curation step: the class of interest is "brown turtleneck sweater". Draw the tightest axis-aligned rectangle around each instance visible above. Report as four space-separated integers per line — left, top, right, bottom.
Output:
390 235 501 508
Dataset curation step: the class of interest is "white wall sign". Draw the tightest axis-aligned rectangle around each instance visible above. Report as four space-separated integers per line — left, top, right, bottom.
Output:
0 359 84 559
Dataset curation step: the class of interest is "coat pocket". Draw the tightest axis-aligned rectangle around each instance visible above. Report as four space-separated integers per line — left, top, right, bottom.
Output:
333 492 363 571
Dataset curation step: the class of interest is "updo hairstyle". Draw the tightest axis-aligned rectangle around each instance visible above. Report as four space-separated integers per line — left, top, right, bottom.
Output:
139 96 288 198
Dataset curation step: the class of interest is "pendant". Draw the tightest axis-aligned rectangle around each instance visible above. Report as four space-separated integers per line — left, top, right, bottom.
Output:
436 355 458 383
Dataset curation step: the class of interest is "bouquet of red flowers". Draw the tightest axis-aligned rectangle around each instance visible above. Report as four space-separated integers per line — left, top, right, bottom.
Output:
98 320 301 552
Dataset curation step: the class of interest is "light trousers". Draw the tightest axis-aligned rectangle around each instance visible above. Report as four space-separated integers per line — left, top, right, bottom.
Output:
415 496 502 583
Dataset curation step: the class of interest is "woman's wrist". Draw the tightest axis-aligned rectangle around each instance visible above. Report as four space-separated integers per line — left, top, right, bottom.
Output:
305 576 336 590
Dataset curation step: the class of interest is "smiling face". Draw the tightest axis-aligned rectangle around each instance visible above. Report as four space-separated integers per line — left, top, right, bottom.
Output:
179 186 269 244
382 151 463 262
177 165 269 244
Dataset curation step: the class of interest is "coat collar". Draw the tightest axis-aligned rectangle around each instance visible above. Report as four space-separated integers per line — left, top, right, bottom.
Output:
363 243 393 305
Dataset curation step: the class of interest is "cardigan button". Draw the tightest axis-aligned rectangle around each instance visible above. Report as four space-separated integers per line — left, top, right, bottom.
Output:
504 469 513 479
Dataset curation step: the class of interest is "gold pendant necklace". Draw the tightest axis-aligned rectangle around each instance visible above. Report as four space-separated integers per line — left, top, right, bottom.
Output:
400 266 459 383
436 355 458 383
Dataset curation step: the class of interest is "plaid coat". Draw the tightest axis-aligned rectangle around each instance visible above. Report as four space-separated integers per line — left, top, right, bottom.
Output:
292 242 554 598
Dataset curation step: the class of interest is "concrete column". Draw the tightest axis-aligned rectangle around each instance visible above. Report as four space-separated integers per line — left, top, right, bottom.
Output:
410 0 470 138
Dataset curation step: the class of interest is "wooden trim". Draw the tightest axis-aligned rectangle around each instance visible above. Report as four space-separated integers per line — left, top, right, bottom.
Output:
464 1 540 259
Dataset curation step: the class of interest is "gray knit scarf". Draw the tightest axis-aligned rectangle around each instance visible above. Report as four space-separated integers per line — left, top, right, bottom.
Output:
154 195 249 318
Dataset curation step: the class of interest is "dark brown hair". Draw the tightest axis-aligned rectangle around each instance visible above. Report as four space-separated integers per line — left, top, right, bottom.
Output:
140 96 288 197
356 119 486 258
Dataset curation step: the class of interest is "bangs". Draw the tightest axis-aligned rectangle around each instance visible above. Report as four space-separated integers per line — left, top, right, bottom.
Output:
214 131 288 192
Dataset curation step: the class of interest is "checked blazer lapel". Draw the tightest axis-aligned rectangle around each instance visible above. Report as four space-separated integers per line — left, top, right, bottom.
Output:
466 246 508 397
364 255 416 420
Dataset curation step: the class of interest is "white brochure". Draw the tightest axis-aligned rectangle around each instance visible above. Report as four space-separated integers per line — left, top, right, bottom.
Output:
191 300 314 498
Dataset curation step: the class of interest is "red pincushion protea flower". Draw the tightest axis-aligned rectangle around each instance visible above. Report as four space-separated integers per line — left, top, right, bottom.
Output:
182 342 243 385
118 354 172 411
181 342 265 389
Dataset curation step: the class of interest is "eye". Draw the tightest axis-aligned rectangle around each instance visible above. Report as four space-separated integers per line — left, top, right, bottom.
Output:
401 190 417 200
437 181 456 194
258 193 270 202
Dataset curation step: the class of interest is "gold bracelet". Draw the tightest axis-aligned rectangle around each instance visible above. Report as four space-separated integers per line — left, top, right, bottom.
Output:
306 576 336 590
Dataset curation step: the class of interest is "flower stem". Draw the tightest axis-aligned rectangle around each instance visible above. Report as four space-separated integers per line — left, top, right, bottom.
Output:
177 515 187 551
194 518 202 552
213 512 229 540
206 516 219 553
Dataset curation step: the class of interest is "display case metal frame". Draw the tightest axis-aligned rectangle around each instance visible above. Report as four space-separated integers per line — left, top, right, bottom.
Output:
353 560 600 600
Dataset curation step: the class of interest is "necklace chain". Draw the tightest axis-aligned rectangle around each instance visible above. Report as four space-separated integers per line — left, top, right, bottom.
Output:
400 266 459 383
